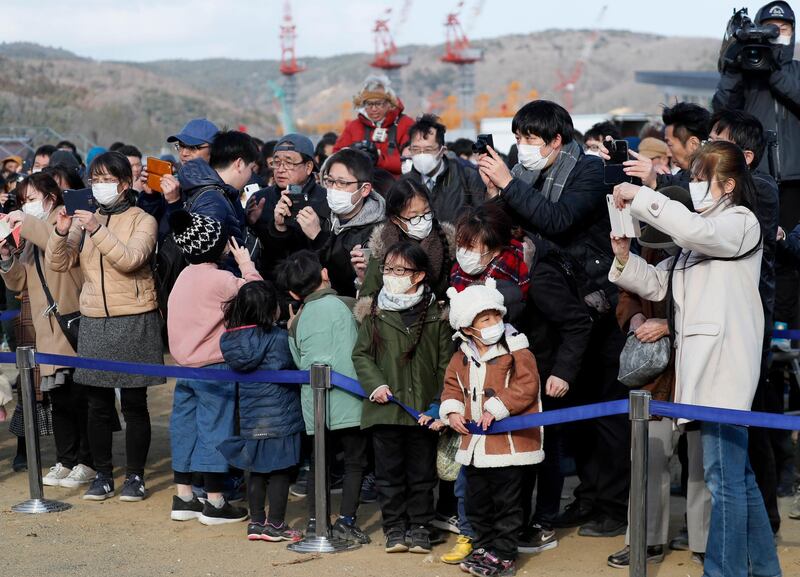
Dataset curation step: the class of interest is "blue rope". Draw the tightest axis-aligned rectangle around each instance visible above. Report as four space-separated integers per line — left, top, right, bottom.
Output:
0 309 20 322
650 400 800 431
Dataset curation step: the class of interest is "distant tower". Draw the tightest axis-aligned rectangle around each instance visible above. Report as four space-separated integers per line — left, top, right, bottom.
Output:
370 8 411 96
279 0 305 130
441 2 483 128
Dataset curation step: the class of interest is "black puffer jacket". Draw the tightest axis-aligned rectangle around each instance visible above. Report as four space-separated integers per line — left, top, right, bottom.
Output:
713 1 800 182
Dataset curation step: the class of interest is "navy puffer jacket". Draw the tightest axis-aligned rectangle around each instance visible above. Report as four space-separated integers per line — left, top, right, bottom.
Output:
220 325 304 439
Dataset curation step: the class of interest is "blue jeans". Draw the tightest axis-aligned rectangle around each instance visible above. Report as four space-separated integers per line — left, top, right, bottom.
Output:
701 422 781 577
170 366 237 473
455 467 475 538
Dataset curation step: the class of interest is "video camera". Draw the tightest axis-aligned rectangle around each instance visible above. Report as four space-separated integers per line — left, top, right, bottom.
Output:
719 7 781 73
350 139 379 166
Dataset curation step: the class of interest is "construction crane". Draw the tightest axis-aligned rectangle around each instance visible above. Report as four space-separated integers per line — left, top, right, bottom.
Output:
279 0 305 131
441 1 484 128
553 5 607 112
370 3 412 95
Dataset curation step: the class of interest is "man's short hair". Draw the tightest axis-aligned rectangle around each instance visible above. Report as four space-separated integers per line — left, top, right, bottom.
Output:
324 148 373 184
117 144 142 159
408 114 446 147
274 250 324 300
210 131 259 171
584 121 621 142
662 102 710 144
34 144 56 158
512 100 575 145
451 138 475 158
710 108 767 169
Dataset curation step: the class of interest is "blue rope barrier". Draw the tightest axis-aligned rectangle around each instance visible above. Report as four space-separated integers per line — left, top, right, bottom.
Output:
466 399 630 434
650 400 800 431
773 329 800 340
0 309 20 322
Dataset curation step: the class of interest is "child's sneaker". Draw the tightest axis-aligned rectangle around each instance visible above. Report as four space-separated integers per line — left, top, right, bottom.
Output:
60 464 96 488
170 495 204 521
83 473 114 501
441 535 473 564
407 525 432 553
469 552 516 577
247 521 303 542
119 474 146 502
432 513 460 534
198 499 248 525
43 463 71 486
518 523 558 554
385 527 409 553
332 517 371 544
460 549 488 573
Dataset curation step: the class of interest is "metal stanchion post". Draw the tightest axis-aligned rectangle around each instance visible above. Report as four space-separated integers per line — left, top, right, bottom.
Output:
11 346 71 514
288 364 359 553
628 390 651 577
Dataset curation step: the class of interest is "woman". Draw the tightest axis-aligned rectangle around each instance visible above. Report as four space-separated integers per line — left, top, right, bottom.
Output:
609 141 779 577
46 151 164 503
356 177 455 299
0 173 91 488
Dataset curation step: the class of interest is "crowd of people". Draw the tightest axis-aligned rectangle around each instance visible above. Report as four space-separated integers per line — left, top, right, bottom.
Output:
1 2 800 576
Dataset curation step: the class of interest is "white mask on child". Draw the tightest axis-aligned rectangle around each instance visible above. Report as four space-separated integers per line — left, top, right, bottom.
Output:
475 321 505 345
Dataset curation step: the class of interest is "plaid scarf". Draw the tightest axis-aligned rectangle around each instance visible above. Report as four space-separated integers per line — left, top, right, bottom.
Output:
449 240 530 299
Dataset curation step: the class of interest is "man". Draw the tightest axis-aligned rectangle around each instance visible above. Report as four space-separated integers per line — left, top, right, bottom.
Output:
1 156 22 179
31 145 56 173
139 118 220 241
451 138 477 165
583 121 622 156
637 137 671 174
334 74 414 176
247 134 328 277
406 114 486 223
315 132 337 167
117 145 143 191
478 99 629 538
621 102 710 190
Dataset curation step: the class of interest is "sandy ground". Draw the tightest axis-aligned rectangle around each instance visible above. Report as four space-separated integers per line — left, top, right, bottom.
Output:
2 375 800 577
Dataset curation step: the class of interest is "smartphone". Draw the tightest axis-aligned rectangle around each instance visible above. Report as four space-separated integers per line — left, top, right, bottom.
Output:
0 220 16 248
606 195 641 238
472 134 494 155
360 247 371 262
146 157 173 193
63 188 97 215
286 184 309 219
603 140 631 186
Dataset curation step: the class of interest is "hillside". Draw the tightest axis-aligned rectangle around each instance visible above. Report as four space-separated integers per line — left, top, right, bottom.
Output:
0 30 720 152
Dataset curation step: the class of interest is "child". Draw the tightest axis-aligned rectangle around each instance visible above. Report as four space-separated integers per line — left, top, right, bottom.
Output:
167 210 260 525
441 279 542 577
275 250 371 544
218 280 304 542
352 241 452 554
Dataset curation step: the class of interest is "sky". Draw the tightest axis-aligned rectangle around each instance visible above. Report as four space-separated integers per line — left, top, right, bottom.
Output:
3 0 778 62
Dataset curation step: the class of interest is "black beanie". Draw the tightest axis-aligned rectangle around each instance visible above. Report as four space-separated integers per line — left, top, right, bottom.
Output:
169 210 229 265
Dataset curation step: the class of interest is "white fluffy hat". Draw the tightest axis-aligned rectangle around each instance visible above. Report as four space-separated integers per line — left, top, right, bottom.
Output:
446 278 507 331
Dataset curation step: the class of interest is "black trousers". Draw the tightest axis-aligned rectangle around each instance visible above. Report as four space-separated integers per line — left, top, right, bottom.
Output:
464 465 524 561
307 427 368 519
84 386 150 477
570 316 630 522
520 424 566 528
372 425 437 532
49 375 92 470
249 468 293 525
173 471 227 493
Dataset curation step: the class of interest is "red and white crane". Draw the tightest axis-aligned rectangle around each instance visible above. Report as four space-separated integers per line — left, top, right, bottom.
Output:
278 0 305 130
441 1 484 127
370 2 412 94
553 5 607 111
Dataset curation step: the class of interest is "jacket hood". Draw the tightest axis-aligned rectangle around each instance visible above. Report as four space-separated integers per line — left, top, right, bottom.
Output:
352 295 449 324
331 191 386 234
367 221 456 265
220 326 277 372
177 159 240 204
455 325 529 361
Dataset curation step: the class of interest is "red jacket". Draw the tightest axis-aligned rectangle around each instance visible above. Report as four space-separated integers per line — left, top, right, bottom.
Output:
334 99 414 176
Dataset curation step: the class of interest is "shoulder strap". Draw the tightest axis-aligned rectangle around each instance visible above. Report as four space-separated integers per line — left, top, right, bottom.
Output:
363 124 372 142
387 121 398 154
33 248 57 311
185 185 227 212
455 161 472 207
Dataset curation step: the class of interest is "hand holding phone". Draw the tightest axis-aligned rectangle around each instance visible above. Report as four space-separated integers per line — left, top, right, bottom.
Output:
606 194 641 238
146 158 174 193
603 140 632 186
286 184 309 219
63 188 97 216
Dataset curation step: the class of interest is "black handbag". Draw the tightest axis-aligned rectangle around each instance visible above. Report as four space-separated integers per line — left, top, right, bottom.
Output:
33 248 80 351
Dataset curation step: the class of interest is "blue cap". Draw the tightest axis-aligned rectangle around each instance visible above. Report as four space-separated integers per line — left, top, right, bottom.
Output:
274 133 314 160
86 146 107 167
167 118 220 146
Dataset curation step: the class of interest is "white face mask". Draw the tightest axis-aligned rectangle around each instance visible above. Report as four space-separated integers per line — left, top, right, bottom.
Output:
23 200 46 220
326 186 361 215
518 143 552 171
456 247 489 275
474 321 505 345
689 181 715 212
383 273 415 295
402 217 433 241
412 152 441 175
401 158 414 175
771 34 792 45
91 182 120 206
584 149 602 157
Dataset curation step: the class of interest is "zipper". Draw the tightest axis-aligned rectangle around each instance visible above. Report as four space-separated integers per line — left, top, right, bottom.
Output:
774 101 782 180
99 214 110 317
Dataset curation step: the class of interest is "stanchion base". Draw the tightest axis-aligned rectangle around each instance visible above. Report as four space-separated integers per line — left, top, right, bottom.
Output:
287 535 361 554
11 498 72 514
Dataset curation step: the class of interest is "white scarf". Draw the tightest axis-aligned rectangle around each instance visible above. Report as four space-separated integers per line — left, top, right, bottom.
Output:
377 285 425 312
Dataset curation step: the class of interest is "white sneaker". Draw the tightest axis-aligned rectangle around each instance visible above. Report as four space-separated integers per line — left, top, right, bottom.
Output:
43 463 72 486
60 464 97 488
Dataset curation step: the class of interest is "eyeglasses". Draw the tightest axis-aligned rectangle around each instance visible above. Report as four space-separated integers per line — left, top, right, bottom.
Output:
88 178 120 185
364 100 389 109
408 146 441 155
322 176 360 189
380 265 418 276
397 211 432 226
174 142 209 153
272 158 307 170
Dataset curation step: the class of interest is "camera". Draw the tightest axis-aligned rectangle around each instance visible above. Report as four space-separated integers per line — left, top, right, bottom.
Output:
351 139 379 166
472 134 494 155
719 7 780 73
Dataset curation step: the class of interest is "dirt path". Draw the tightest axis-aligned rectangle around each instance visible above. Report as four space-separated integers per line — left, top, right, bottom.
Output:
2 378 800 577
